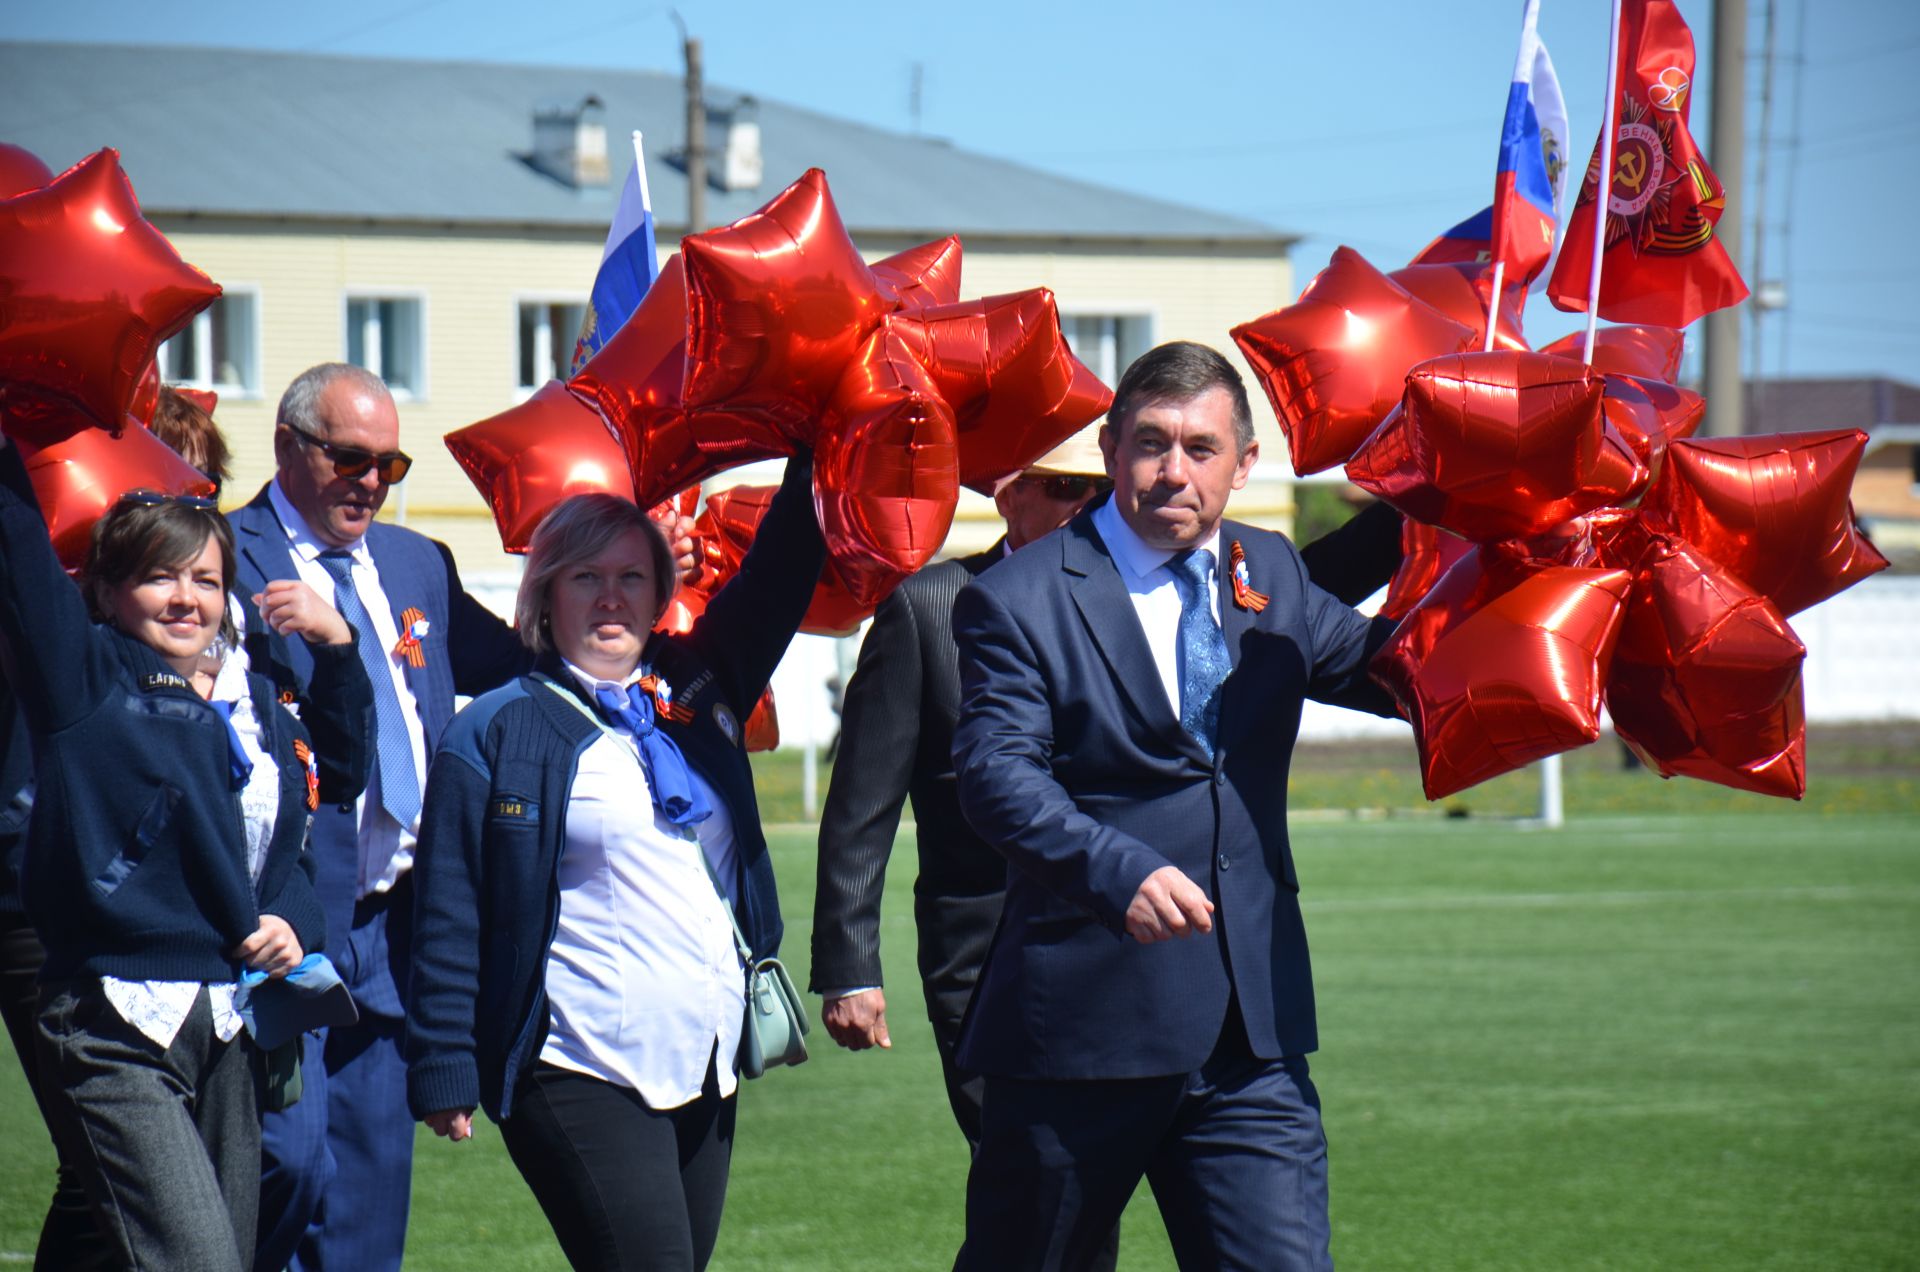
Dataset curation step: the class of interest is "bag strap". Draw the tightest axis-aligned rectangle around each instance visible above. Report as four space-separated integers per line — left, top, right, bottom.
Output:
532 673 753 966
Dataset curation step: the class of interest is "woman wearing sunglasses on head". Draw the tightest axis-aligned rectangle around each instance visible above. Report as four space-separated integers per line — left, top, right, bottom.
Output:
405 450 824 1272
0 435 372 1272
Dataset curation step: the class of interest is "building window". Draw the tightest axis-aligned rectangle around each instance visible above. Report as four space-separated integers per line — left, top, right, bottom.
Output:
159 290 260 395
346 295 426 398
517 300 588 391
1062 313 1154 388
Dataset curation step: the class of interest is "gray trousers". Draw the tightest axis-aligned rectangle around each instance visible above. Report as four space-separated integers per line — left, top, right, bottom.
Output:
35 980 259 1272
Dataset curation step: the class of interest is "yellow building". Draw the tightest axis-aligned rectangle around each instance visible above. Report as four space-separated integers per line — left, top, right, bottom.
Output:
3 42 1300 582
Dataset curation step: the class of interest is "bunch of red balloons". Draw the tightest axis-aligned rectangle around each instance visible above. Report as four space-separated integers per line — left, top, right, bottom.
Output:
1234 248 1886 800
447 167 1113 620
0 144 219 567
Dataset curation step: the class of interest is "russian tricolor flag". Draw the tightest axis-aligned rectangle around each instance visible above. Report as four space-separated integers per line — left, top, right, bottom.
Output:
1491 0 1568 289
571 131 661 373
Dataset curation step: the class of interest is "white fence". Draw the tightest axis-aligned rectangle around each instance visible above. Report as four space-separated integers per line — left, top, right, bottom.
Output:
467 572 1920 748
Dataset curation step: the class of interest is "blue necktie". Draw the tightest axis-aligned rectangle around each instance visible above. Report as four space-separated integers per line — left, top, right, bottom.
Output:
209 699 253 791
317 551 421 829
1169 549 1231 759
594 682 712 829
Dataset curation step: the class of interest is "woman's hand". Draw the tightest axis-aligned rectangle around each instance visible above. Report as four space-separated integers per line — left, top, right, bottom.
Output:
667 513 699 581
425 1108 475 1141
254 579 352 646
233 914 304 977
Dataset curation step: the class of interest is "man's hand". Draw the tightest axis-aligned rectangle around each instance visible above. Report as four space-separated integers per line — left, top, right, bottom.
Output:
255 579 352 647
232 915 304 977
424 1109 474 1141
822 989 891 1051
1124 866 1215 945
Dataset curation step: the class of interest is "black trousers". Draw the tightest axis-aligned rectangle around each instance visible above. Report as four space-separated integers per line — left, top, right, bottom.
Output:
499 1060 737 1272
0 913 114 1272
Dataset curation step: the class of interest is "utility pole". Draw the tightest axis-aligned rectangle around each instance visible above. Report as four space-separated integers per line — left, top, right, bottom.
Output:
1702 0 1746 435
683 34 706 234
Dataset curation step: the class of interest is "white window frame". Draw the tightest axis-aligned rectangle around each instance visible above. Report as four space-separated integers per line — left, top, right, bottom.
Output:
1058 307 1159 389
512 293 590 402
342 288 430 402
162 285 265 399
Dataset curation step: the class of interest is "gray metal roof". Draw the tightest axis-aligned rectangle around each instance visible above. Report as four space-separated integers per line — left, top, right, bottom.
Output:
0 41 1292 245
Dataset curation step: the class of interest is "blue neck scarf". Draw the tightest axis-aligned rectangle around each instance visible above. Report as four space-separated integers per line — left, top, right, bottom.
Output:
209 699 254 792
593 682 711 829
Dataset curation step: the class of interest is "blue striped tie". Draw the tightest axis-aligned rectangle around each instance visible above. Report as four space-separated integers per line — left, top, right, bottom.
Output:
1169 549 1231 759
318 551 421 829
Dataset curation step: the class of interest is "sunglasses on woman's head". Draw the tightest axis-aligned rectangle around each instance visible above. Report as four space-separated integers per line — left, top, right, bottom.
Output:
286 426 413 484
1023 475 1112 502
115 489 219 511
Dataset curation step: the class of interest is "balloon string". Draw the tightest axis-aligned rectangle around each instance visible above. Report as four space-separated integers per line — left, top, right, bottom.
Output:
1482 260 1506 354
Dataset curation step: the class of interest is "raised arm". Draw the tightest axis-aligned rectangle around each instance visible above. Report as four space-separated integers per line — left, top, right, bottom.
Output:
949 580 1174 935
1299 500 1404 607
0 439 118 733
686 451 827 718
809 585 923 997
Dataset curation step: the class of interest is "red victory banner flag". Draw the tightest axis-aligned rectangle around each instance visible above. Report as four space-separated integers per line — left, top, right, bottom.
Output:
1547 0 1748 328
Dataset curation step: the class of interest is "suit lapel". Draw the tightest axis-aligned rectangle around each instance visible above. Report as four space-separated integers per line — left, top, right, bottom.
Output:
1062 518 1209 765
1217 525 1257 668
363 527 423 699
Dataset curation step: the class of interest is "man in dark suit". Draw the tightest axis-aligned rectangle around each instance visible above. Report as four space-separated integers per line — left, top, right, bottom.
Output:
230 363 528 1272
949 341 1403 1272
811 429 1112 1140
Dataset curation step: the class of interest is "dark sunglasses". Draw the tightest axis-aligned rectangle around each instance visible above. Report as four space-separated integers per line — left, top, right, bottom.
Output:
1022 474 1111 502
286 427 413 484
115 489 219 511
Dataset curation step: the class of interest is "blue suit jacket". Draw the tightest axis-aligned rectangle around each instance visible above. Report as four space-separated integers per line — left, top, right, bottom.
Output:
950 502 1398 1080
229 486 529 1008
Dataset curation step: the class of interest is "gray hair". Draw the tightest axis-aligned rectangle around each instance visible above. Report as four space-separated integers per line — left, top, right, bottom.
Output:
515 493 678 655
1104 341 1256 454
276 362 391 437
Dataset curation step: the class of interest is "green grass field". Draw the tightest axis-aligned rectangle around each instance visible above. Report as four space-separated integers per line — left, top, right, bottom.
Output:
3 730 1916 1269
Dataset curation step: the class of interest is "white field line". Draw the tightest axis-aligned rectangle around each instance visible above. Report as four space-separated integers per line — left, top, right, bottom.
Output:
1305 884 1920 914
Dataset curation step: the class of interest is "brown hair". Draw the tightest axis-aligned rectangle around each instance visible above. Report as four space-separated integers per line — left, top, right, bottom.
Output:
84 499 239 647
151 386 232 493
1104 340 1256 453
516 493 677 655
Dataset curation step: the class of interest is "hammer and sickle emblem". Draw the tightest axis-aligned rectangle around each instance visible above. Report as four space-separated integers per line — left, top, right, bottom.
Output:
1615 149 1648 193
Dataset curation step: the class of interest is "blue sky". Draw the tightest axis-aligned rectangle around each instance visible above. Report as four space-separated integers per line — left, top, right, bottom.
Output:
7 0 1918 391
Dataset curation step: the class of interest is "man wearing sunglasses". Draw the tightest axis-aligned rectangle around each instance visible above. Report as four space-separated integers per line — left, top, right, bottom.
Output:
229 362 529 1272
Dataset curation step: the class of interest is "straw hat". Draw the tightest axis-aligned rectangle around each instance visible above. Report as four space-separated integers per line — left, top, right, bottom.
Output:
1020 421 1108 479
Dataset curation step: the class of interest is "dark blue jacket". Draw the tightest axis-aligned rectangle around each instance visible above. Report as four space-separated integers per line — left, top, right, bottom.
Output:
950 503 1399 1080
0 445 373 982
405 453 825 1122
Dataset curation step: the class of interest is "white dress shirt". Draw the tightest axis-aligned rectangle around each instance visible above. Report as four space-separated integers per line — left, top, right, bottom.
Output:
266 479 428 898
536 661 746 1107
1091 497 1223 718
100 644 278 1049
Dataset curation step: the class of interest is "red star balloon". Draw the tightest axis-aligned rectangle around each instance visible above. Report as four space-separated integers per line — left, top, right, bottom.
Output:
1637 430 1888 617
680 168 890 426
1605 536 1806 798
815 323 959 604
682 483 874 637
0 149 221 434
1378 518 1473 622
1234 247 1477 475
0 143 53 198
1346 351 1647 541
1600 371 1703 473
1541 325 1684 381
173 387 219 416
893 289 1113 494
445 380 633 553
1388 262 1529 353
872 235 965 311
1371 545 1634 799
19 412 217 569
